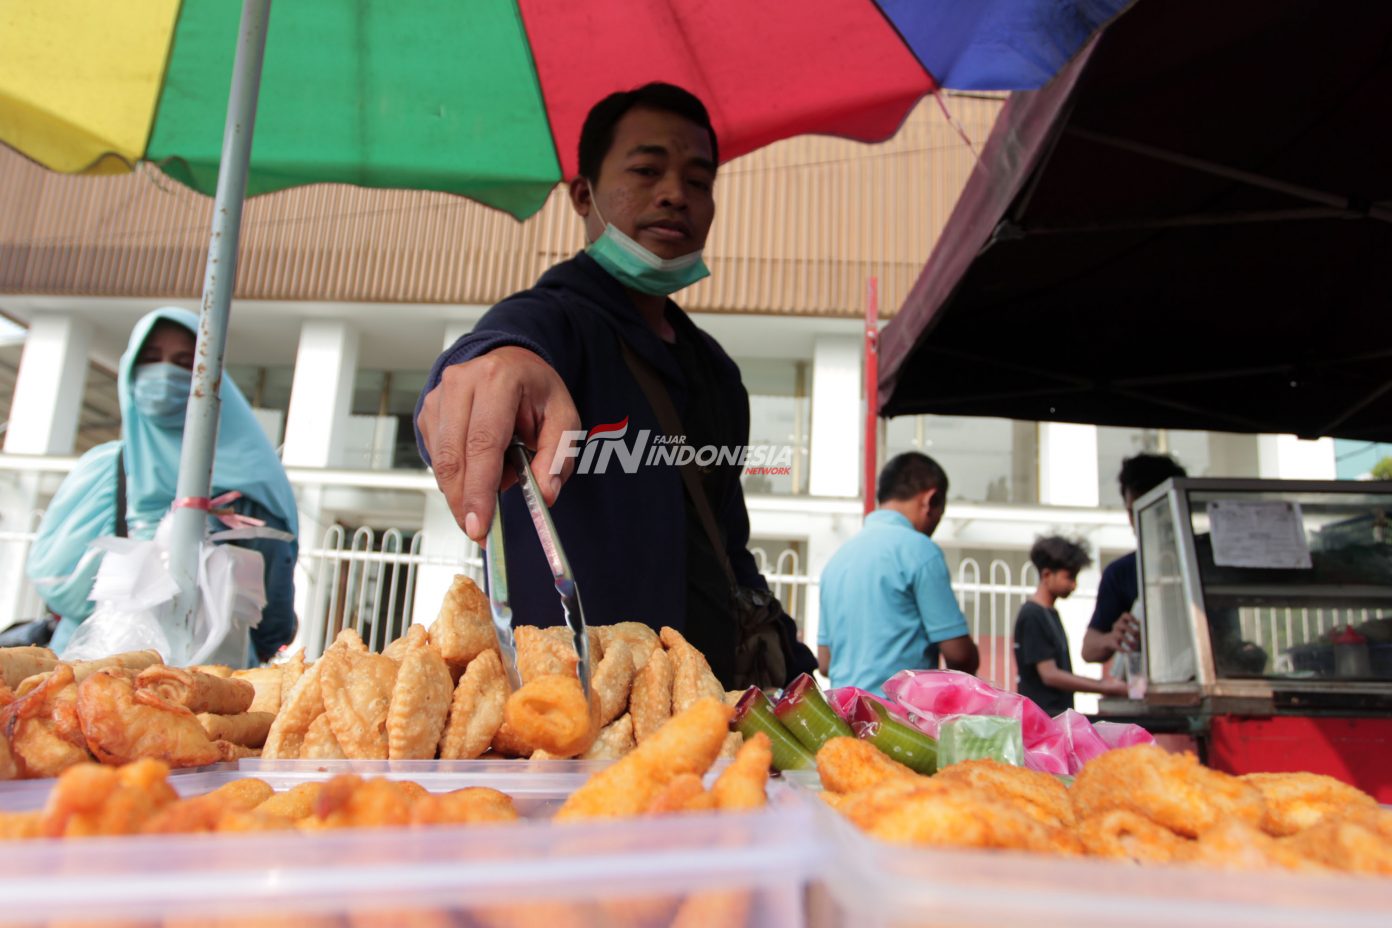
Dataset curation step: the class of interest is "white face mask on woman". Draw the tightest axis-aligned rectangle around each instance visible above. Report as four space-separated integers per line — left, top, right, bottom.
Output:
131 362 192 427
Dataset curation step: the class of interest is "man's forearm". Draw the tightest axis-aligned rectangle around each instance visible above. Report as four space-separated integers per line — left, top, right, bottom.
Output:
1039 665 1114 694
1081 628 1115 663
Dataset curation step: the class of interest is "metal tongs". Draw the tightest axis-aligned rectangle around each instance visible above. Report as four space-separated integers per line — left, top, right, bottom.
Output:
484 438 592 700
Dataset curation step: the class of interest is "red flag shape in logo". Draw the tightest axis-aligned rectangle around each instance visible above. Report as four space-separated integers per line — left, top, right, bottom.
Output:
586 416 629 442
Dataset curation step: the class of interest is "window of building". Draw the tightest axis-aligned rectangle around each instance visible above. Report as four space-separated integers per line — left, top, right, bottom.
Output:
348 369 431 470
882 416 1038 504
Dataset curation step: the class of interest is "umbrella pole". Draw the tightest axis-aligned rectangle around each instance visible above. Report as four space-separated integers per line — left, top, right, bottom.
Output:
863 277 879 517
167 0 273 644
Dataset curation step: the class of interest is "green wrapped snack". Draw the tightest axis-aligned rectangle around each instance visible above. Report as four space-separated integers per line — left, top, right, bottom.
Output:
731 686 816 772
936 715 1025 767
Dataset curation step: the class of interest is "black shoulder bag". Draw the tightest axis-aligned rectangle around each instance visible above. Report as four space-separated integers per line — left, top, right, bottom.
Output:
619 341 794 690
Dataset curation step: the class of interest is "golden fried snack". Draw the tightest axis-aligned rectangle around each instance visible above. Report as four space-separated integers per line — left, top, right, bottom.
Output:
471 901 593 928
1076 809 1192 863
167 912 345 928
816 736 923 794
387 625 453 759
595 895 681 928
281 648 308 687
1 663 92 778
232 666 284 715
0 646 56 688
136 665 255 715
1184 819 1323 872
190 664 234 678
0 808 41 839
718 730 744 760
491 719 535 758
197 711 275 748
1071 744 1265 838
595 622 661 670
645 772 708 815
592 638 635 727
215 740 261 761
321 649 399 760
347 909 457 928
141 778 276 834
580 712 635 760
428 574 496 672
214 807 299 834
0 727 17 781
661 627 726 714
76 669 224 768
515 625 575 683
0 676 13 708
1240 771 1379 836
1283 815 1392 875
860 781 1080 854
439 649 508 760
262 659 325 760
301 712 347 759
14 671 49 697
555 697 733 822
934 758 1074 829
38 758 177 837
309 775 414 829
669 890 751 928
630 647 673 743
256 781 325 820
503 673 598 758
410 786 518 826
712 731 771 812
68 649 163 683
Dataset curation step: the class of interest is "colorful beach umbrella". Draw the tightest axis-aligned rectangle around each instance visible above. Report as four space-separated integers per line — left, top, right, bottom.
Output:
2 0 1131 220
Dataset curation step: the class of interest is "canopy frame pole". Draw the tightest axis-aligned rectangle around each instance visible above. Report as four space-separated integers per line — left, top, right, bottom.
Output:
167 0 273 639
1068 128 1392 223
863 277 879 517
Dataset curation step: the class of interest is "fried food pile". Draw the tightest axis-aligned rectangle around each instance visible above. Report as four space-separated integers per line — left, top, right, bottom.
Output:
818 739 1392 876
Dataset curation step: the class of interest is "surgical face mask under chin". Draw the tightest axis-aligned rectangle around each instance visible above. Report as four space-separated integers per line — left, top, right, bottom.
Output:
132 362 192 427
584 189 710 296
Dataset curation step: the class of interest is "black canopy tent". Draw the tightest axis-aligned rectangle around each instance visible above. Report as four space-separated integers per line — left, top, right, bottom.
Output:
878 0 1392 442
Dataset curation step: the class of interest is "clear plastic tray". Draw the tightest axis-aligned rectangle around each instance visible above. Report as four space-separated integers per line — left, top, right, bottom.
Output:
800 782 1392 928
0 760 817 927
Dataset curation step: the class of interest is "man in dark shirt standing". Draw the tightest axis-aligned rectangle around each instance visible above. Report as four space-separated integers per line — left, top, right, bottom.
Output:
1015 536 1127 715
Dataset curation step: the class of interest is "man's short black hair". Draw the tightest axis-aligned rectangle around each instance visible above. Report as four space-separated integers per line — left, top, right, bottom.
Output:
1030 535 1093 576
877 452 949 504
1117 453 1188 501
577 82 719 182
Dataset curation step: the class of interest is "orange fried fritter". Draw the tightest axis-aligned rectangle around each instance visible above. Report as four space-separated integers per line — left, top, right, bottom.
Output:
934 758 1074 829
410 786 518 826
39 759 177 837
1184 819 1325 872
254 781 324 820
816 736 924 794
1239 771 1379 836
141 778 275 834
712 731 772 812
503 673 598 758
858 780 1080 854
75 670 223 768
1282 815 1392 875
644 772 708 815
1 664 92 778
1076 809 1192 864
1071 745 1264 838
0 809 42 839
308 775 414 830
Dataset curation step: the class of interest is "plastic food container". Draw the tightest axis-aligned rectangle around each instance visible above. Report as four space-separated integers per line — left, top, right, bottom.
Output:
0 760 817 927
803 787 1392 928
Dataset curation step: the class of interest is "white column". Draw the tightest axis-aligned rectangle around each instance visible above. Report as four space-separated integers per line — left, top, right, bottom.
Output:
808 335 862 498
282 321 359 468
1038 422 1100 507
3 313 91 455
1257 435 1337 479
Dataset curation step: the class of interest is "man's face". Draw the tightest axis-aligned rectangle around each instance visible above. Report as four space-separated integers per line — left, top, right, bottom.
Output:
1042 568 1078 600
920 490 946 537
1123 488 1138 531
572 106 716 261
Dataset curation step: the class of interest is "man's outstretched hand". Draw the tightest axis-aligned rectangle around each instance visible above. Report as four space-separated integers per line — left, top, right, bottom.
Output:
417 346 581 541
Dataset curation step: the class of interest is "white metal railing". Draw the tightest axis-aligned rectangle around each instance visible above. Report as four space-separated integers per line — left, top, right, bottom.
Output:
955 557 1038 692
0 508 47 624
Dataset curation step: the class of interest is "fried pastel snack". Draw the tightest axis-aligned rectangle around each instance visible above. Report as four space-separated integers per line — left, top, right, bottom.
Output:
39 758 177 837
76 670 224 768
0 646 57 688
301 712 348 759
861 780 1080 854
816 736 923 794
669 889 752 928
1239 771 1379 836
592 638 635 727
262 661 323 760
1077 809 1192 863
595 622 660 671
429 574 497 671
321 649 399 760
1183 819 1323 872
934 758 1075 829
281 648 308 687
503 673 598 758
309 775 414 829
1283 813 1392 875
141 778 276 834
554 697 733 822
712 731 772 812
197 711 276 748
1 663 92 778
439 649 508 760
515 625 574 683
410 786 519 826
630 647 673 744
136 665 255 715
256 781 325 820
387 625 454 759
580 712 636 760
67 649 163 684
1072 744 1265 838
718 730 743 760
233 666 285 715
215 740 261 762
661 627 726 714
190 664 234 679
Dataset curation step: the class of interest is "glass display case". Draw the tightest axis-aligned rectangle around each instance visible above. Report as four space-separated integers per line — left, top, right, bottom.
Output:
1133 478 1392 708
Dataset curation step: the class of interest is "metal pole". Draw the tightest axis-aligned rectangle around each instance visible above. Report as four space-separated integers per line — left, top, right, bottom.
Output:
863 277 879 517
167 0 272 637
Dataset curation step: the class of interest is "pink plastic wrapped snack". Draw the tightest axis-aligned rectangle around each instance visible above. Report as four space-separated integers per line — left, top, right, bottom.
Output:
1093 719 1154 750
1057 708 1110 768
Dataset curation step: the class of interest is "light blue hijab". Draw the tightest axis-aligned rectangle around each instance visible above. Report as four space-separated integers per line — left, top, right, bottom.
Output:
27 307 299 635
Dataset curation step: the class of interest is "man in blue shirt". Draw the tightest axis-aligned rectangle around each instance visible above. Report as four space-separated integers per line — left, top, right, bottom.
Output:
818 453 979 694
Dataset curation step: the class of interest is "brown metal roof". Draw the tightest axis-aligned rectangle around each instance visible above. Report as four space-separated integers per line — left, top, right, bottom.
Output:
0 95 1002 318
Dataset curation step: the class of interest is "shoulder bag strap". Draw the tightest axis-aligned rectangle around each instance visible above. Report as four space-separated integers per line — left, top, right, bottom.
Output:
618 339 737 588
114 446 128 539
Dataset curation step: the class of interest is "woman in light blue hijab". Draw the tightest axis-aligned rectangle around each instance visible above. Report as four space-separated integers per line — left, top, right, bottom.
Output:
26 307 300 662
